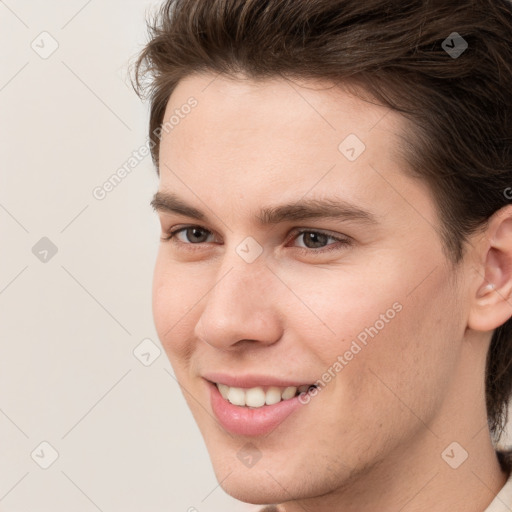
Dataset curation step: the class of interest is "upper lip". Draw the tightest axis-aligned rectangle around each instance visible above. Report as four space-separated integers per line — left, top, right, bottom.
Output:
203 372 315 389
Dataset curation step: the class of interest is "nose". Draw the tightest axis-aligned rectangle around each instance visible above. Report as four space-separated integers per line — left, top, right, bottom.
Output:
194 256 283 351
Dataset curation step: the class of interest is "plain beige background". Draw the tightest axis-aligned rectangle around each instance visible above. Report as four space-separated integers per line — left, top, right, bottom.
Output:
1 1 511 511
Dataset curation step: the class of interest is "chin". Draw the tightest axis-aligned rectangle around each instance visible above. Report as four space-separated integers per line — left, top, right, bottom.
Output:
216 471 290 506
203 446 288 504
206 447 328 506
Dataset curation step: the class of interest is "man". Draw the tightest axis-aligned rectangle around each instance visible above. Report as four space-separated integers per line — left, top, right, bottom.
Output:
134 0 512 510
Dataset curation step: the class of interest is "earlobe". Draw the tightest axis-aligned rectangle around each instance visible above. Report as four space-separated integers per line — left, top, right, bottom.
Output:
468 207 512 332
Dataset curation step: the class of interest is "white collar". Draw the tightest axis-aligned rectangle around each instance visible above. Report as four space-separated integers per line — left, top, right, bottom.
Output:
483 469 512 512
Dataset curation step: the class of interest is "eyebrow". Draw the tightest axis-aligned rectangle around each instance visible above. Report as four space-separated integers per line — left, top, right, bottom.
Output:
150 191 378 226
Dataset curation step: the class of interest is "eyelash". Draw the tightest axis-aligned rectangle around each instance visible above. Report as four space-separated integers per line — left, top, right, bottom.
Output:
160 225 352 255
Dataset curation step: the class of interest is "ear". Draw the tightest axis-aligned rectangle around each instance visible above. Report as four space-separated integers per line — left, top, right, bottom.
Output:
468 205 512 332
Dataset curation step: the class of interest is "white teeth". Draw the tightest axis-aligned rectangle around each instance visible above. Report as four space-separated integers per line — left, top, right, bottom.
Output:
227 387 246 406
281 386 297 400
265 387 282 405
216 383 312 408
245 387 266 407
217 383 229 400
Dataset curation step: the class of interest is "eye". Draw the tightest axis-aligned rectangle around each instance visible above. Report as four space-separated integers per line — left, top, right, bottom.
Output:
288 229 352 254
161 225 214 244
161 225 352 254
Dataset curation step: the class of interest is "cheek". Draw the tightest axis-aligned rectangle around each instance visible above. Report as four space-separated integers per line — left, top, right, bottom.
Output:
278 262 404 358
152 252 200 359
299 256 461 406
338 270 462 433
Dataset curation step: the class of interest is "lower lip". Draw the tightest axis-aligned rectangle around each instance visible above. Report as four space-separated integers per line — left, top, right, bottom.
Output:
208 380 307 436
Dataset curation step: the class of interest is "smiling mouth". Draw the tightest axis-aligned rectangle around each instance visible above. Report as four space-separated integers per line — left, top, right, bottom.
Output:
213 382 318 408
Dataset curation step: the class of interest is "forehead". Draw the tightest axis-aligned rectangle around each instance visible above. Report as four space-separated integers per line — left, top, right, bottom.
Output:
157 72 434 229
162 73 404 163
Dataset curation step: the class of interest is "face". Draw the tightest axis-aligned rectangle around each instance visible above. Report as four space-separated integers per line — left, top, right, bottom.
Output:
151 73 469 505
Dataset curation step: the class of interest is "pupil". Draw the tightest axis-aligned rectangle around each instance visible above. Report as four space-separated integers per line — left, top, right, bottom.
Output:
189 227 207 242
305 232 327 248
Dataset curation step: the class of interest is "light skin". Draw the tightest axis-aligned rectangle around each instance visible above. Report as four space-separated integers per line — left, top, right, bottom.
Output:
151 72 512 511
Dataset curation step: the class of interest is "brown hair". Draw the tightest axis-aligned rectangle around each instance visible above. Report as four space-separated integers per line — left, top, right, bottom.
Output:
133 0 512 443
